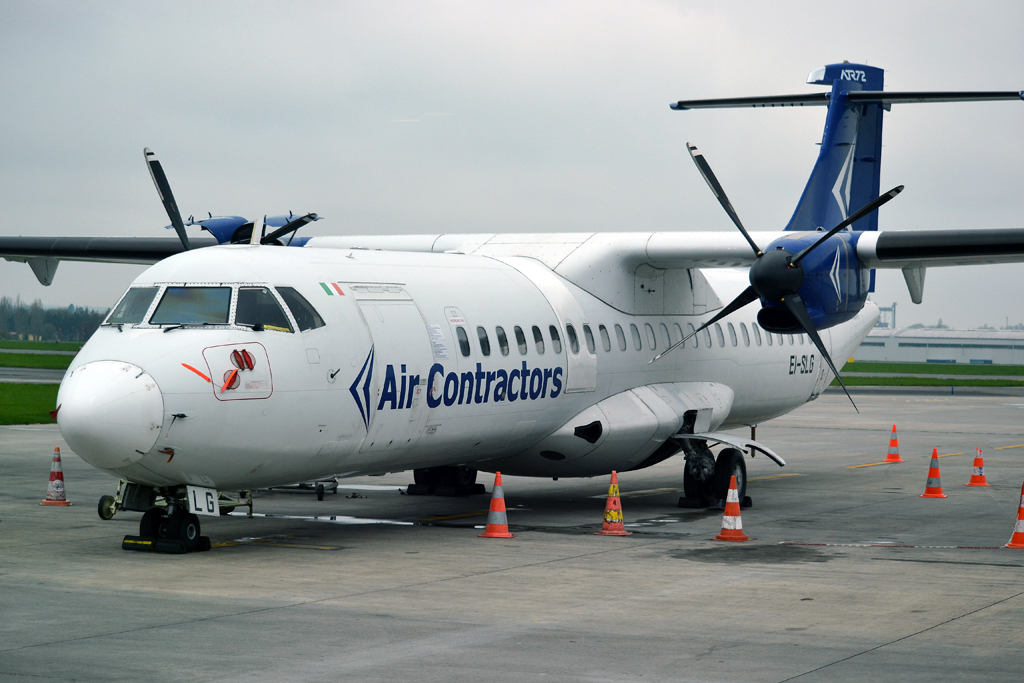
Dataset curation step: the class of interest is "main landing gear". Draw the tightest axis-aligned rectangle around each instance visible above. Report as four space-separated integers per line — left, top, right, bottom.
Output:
679 443 753 510
407 466 487 497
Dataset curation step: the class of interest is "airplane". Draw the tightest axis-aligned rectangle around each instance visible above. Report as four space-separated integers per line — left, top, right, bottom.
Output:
2 62 1022 553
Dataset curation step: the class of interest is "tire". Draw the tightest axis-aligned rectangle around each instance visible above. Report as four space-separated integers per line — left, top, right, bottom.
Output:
139 508 163 538
97 495 116 520
177 513 201 551
442 466 477 489
413 468 433 486
713 448 747 504
682 467 712 504
316 483 325 501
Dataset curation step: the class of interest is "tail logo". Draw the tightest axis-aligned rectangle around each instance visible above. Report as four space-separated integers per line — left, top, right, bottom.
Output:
831 142 856 220
349 346 375 430
840 69 867 82
830 247 842 302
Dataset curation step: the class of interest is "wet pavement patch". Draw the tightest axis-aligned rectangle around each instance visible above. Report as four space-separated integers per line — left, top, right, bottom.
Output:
671 544 835 564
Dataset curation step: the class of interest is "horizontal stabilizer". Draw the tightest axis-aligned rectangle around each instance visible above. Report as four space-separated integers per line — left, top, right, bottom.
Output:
672 90 1022 110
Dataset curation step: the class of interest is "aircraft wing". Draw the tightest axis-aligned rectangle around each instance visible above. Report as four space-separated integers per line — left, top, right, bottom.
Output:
0 236 219 285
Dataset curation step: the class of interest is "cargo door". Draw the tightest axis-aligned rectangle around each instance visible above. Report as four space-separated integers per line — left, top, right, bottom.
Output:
347 285 433 452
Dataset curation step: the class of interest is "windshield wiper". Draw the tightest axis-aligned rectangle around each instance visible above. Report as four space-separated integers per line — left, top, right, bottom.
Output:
236 323 264 331
162 322 216 333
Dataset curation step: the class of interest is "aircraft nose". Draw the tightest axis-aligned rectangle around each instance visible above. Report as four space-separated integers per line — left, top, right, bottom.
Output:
57 361 164 470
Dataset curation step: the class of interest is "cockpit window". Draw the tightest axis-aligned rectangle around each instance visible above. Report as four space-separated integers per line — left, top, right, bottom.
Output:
235 287 293 332
276 287 325 332
106 287 158 325
150 287 231 325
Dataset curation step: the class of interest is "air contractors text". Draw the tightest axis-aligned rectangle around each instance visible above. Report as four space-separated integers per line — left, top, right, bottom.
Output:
376 362 563 411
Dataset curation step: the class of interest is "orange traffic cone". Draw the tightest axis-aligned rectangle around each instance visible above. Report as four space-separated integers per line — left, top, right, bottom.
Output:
478 472 515 538
595 471 632 536
884 425 903 463
1006 482 1024 549
965 448 991 487
40 446 72 506
714 475 749 542
920 448 947 498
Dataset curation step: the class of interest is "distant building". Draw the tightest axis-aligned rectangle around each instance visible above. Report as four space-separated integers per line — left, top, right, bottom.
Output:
854 328 1024 365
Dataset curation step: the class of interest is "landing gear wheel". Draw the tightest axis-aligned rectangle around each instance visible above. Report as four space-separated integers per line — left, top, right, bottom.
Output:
97 495 116 520
440 466 477 489
682 467 713 507
176 513 202 551
713 448 747 505
139 508 163 538
316 483 325 501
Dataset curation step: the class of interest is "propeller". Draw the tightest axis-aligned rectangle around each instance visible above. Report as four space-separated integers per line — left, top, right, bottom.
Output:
262 212 318 245
651 142 904 411
144 148 190 251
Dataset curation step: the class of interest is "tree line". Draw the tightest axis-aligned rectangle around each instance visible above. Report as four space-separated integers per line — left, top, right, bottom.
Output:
0 296 108 342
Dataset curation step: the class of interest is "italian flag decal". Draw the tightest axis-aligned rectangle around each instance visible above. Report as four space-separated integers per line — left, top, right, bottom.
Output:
319 282 345 296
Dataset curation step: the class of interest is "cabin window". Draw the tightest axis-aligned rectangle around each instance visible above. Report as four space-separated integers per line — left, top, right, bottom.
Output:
599 325 612 352
549 325 562 354
672 323 683 344
687 323 698 348
740 323 750 346
277 287 325 331
107 287 158 325
496 326 510 356
751 323 762 346
799 334 805 345
714 323 726 348
514 326 528 355
660 323 671 348
532 325 545 354
788 334 795 345
727 322 738 347
777 334 784 345
456 327 471 357
582 325 596 354
566 324 580 354
702 327 712 347
630 324 642 350
477 326 491 356
236 287 293 332
766 328 773 346
614 324 627 351
644 323 656 350
150 286 231 325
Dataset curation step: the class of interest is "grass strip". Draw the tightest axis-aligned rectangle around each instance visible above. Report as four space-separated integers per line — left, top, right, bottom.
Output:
833 376 1024 388
844 361 1024 376
0 341 83 352
0 353 73 370
0 383 59 425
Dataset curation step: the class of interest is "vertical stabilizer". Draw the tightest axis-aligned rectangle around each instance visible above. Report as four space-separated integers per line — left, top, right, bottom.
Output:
785 63 886 233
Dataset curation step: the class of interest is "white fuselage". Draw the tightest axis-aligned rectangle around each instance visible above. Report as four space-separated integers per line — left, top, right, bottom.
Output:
56 244 878 490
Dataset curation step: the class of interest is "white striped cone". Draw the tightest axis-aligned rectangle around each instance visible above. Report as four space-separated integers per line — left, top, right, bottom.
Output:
41 446 72 506
965 448 991 487
920 449 946 498
1007 483 1024 549
714 475 748 542
479 472 514 538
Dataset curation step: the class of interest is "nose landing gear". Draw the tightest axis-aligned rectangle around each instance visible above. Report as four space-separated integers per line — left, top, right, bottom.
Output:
124 505 211 554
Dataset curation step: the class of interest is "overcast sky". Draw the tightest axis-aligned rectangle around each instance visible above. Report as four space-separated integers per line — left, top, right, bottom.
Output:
1 1 1021 329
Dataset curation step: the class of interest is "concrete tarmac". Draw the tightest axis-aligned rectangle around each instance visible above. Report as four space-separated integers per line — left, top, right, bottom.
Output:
2 391 1024 682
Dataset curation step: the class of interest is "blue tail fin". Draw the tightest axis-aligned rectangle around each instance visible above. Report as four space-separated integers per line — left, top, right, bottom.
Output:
784 63 886 232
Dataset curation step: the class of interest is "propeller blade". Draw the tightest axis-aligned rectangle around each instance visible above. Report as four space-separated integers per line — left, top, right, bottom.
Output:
650 286 759 364
790 185 904 265
686 143 762 257
250 215 264 245
262 213 318 244
782 294 858 412
143 148 190 251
